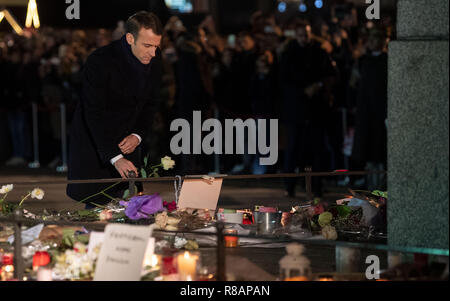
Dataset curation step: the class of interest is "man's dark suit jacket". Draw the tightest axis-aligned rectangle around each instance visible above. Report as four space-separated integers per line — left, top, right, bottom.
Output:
67 37 162 204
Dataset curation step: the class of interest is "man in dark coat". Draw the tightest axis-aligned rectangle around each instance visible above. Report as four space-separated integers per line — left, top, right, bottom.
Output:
352 28 388 190
280 20 336 197
67 12 163 206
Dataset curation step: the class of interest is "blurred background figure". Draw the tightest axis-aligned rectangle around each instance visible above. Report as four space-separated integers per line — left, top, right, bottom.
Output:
0 0 393 192
352 28 388 191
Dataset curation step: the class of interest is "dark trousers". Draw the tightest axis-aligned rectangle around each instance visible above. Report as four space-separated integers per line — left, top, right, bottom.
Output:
282 121 330 197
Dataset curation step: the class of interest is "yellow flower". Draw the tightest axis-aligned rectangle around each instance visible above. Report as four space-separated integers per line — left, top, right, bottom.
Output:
31 188 45 200
318 212 333 227
161 156 175 170
0 184 13 194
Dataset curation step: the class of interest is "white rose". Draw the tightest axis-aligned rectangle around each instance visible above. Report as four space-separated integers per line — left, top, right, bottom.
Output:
0 184 13 194
161 156 175 170
31 188 45 200
321 225 338 240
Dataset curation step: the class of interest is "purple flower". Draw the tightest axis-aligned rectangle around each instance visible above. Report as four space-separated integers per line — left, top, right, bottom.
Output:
120 194 164 220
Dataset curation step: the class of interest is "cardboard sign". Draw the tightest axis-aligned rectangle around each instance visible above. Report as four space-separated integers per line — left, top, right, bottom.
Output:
177 176 223 211
93 224 154 281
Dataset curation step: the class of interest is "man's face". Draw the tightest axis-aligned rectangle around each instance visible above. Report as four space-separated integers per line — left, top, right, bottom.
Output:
240 35 255 52
296 26 311 47
127 27 162 65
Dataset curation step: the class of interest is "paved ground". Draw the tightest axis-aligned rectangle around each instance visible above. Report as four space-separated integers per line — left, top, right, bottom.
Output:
1 167 387 279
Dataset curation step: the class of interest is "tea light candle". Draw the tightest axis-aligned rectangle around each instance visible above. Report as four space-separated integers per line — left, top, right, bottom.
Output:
177 251 199 281
37 267 53 281
224 229 238 248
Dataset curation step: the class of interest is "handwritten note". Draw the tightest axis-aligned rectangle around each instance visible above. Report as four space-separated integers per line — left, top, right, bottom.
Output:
93 224 154 281
177 177 223 211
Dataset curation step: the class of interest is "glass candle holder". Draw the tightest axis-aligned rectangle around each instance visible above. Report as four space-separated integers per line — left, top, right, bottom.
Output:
224 229 239 248
176 251 200 281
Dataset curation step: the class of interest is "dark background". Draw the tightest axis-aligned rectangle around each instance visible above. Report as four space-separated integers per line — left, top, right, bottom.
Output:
1 0 396 33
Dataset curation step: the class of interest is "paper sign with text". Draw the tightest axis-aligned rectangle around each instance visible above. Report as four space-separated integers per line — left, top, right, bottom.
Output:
88 231 104 257
177 177 223 210
93 224 154 281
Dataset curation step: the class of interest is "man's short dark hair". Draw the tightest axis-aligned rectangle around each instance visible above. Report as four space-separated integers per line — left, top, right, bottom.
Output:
126 11 163 40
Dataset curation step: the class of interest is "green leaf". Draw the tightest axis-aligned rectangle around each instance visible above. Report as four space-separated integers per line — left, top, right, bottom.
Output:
141 168 147 178
122 189 130 199
371 190 388 198
75 234 90 244
62 229 76 248
144 156 148 167
77 210 94 217
335 205 352 218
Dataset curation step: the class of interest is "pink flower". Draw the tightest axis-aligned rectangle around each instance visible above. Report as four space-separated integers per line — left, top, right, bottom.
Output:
99 209 113 221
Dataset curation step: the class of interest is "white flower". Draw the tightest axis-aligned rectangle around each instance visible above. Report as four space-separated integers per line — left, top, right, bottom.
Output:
31 188 45 200
155 211 168 229
0 184 13 194
174 236 187 249
321 225 338 240
161 156 175 170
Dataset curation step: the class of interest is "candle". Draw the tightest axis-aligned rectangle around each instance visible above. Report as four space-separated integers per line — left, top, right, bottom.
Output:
177 251 199 281
224 229 238 248
37 267 53 281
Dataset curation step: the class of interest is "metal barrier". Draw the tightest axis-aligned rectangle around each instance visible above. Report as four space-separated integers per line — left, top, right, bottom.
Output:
0 170 395 281
28 102 40 169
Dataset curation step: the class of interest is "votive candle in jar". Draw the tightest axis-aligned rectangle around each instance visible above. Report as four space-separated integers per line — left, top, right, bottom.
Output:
224 229 239 248
177 251 199 281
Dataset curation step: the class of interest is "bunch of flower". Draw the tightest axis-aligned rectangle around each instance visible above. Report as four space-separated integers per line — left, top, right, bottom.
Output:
53 242 99 280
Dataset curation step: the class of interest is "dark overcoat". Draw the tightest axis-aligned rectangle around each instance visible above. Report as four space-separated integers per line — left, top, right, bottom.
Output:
67 37 162 203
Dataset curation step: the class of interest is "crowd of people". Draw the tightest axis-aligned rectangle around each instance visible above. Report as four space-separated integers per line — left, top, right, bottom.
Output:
0 4 393 196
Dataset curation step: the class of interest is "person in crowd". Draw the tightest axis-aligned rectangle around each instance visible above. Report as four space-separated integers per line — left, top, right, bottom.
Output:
66 11 163 207
280 20 336 198
227 31 258 174
352 28 388 191
3 47 33 166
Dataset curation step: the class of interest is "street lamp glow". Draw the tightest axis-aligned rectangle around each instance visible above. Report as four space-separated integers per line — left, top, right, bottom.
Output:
299 3 307 12
315 0 323 9
278 2 287 13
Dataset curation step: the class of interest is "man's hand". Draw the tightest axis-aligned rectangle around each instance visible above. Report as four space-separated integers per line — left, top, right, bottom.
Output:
119 135 140 155
114 158 139 179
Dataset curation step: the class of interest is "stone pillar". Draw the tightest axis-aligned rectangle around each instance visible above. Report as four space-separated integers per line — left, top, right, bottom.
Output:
388 0 449 249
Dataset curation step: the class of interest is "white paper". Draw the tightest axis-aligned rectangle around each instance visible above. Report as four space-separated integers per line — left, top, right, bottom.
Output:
177 178 223 210
93 224 154 281
87 231 105 256
8 223 44 245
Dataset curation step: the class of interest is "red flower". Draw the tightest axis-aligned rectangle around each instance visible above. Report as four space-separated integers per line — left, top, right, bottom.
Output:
32 251 51 271
314 204 325 215
163 201 177 212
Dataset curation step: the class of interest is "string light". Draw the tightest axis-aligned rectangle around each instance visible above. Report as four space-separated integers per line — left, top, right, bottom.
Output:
25 0 40 29
2 10 24 35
